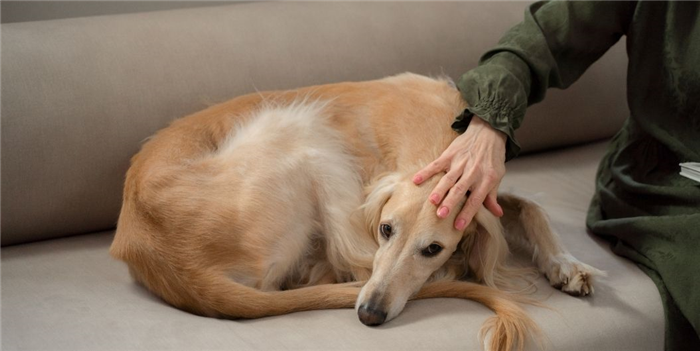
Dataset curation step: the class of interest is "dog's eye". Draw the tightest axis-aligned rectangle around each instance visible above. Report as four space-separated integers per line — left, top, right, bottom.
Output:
421 243 443 257
379 223 393 240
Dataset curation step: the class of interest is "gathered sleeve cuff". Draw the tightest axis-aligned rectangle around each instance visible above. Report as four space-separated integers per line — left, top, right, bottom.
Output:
455 51 531 161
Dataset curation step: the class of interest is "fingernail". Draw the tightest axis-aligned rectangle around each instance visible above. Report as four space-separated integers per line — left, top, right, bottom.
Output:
429 194 440 205
412 175 422 184
456 219 466 230
437 206 449 218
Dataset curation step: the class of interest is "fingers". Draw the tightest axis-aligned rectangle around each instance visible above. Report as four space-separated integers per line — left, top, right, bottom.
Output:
483 187 503 218
454 183 490 230
412 158 447 185
453 172 503 229
429 167 463 208
436 173 473 219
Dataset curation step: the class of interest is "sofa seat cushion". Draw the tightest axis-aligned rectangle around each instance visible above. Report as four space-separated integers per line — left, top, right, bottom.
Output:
1 141 663 351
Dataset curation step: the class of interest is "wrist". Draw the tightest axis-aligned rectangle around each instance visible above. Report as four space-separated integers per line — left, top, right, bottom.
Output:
473 115 507 144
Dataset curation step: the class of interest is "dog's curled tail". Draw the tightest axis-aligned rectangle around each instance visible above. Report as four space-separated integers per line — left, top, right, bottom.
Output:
415 280 543 351
193 274 362 318
116 247 362 319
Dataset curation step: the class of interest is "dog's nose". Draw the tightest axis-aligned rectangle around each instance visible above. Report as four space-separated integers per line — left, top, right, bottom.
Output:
357 304 387 326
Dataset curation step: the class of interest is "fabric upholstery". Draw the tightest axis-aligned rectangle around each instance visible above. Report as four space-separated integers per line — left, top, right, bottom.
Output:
1 141 664 351
1 1 627 246
1 1 229 24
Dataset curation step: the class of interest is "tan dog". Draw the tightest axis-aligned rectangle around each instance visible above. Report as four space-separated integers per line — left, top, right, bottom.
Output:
111 73 602 351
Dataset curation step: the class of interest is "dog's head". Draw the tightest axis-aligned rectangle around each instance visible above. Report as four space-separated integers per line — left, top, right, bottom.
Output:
356 172 507 326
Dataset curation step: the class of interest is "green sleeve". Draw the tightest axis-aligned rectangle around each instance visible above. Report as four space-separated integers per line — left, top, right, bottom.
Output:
455 0 635 161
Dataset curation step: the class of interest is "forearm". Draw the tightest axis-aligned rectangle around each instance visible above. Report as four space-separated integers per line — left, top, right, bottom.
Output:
456 0 634 160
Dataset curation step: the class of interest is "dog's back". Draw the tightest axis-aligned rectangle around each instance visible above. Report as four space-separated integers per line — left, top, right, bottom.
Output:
111 95 362 316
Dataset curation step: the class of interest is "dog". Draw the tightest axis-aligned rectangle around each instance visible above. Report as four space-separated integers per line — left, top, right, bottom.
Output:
110 73 602 351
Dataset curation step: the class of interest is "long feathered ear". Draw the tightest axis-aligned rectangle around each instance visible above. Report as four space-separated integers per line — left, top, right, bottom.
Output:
464 207 537 293
466 208 510 288
361 172 401 239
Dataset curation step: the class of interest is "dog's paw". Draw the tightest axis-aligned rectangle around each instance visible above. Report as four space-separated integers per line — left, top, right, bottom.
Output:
543 253 605 297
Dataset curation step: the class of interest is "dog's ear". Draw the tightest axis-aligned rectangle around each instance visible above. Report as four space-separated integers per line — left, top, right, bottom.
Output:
464 208 510 288
361 172 401 239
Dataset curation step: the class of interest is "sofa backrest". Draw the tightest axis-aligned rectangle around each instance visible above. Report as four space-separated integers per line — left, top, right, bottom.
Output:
1 1 229 23
1 2 627 246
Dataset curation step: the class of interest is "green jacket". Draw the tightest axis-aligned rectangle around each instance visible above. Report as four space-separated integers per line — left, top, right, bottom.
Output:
455 1 700 349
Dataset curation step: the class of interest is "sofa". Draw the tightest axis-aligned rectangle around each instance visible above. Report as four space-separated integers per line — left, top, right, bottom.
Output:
1 2 664 350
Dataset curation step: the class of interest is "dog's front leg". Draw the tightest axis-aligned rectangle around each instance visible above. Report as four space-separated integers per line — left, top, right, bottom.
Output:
498 194 604 296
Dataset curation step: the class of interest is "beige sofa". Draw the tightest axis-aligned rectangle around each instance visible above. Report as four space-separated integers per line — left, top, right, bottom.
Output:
1 2 664 350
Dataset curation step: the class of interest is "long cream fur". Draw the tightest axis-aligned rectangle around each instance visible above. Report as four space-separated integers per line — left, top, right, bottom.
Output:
111 73 602 351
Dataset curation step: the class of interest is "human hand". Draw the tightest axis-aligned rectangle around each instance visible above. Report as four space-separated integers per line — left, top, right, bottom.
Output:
412 116 507 230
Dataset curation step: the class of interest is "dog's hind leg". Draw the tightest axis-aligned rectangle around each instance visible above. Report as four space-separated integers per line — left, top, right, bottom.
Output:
498 194 604 296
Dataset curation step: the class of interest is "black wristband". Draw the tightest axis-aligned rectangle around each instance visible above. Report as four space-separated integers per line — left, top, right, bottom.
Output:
450 109 474 134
